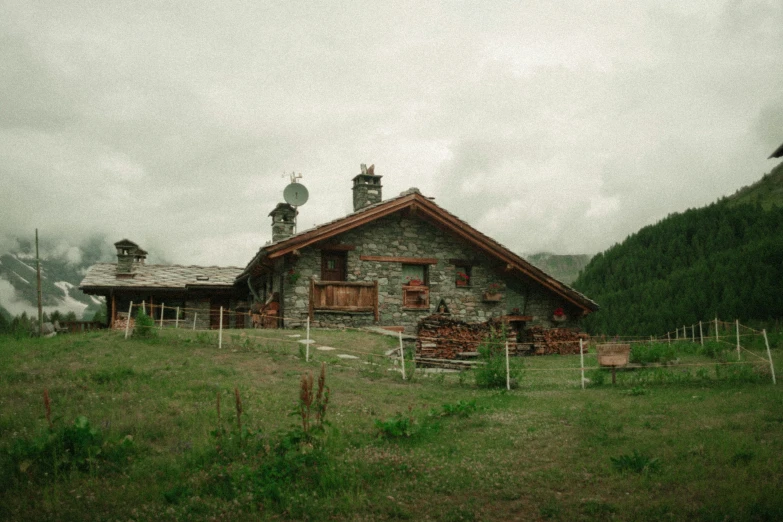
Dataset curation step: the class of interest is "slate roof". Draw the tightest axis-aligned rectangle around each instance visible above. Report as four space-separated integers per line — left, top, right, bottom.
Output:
239 188 599 313
80 263 243 293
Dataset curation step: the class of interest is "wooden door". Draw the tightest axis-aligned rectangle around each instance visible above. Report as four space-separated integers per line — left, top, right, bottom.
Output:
321 252 347 281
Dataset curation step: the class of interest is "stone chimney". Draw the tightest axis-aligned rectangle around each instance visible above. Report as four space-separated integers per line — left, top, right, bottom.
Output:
352 163 383 211
269 203 298 242
114 239 146 276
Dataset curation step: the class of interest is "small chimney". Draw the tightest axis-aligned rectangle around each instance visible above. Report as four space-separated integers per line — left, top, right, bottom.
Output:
352 163 382 211
269 203 298 242
114 239 146 276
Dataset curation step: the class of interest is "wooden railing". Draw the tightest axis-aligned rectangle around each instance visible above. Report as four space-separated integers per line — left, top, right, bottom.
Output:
309 280 379 321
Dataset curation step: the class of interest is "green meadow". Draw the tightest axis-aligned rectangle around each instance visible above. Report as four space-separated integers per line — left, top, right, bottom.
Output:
1 328 782 521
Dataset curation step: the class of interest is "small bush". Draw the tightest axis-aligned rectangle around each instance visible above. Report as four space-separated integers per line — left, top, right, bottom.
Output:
375 413 415 438
133 311 157 338
474 326 521 389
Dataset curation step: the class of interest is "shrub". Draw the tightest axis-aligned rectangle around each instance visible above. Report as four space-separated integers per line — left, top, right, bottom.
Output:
474 326 521 389
133 311 156 338
375 412 415 438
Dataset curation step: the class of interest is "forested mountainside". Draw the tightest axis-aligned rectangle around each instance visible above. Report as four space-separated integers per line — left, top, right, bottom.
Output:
573 162 783 336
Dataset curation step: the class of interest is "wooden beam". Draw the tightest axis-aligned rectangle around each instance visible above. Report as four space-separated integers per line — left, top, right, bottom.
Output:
359 255 438 264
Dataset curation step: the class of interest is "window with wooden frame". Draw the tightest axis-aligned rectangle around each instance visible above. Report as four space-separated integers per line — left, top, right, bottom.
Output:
455 265 472 287
402 264 429 308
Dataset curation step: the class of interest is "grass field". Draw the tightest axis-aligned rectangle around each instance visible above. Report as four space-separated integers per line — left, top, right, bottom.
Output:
1 327 782 521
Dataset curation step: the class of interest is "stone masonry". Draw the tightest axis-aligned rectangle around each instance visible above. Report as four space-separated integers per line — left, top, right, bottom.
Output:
275 214 579 333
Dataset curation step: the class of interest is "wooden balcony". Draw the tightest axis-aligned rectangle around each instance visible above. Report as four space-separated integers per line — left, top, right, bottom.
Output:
402 285 429 309
309 280 379 320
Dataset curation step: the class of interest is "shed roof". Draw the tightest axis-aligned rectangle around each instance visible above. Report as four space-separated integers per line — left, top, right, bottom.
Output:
80 263 243 293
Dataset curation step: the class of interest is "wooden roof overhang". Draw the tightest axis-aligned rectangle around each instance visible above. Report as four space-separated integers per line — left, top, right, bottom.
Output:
238 192 598 314
80 284 239 296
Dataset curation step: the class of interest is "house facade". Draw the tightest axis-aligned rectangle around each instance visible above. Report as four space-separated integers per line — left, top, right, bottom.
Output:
237 169 598 333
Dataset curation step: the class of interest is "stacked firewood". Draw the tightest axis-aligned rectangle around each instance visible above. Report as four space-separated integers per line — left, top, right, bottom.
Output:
113 317 135 331
527 326 589 355
416 315 589 359
416 315 498 359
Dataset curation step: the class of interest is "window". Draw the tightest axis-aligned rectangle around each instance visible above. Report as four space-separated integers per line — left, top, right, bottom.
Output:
402 264 429 308
455 266 472 287
402 264 427 286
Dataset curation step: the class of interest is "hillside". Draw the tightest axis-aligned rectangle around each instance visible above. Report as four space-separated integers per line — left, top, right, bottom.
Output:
525 253 592 284
573 164 783 335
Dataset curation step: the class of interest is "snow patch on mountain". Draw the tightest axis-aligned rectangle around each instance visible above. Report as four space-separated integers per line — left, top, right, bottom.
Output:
12 271 30 285
54 281 88 316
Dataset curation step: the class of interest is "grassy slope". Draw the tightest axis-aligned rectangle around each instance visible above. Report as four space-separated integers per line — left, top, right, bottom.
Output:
1 329 782 521
728 160 783 209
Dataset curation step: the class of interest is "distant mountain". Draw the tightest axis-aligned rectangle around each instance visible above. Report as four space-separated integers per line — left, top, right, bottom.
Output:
0 235 112 320
573 162 783 335
525 253 592 285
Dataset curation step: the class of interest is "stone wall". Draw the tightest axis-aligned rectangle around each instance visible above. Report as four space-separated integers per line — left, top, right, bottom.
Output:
275 214 580 333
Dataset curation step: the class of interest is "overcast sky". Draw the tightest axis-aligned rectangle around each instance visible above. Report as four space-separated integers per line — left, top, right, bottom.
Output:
1 1 782 267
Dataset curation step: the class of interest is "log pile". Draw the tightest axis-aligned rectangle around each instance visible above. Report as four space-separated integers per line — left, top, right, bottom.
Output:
527 326 589 355
416 315 498 360
416 315 589 359
112 316 134 331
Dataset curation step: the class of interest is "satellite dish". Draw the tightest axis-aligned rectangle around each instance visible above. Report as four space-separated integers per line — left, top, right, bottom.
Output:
283 182 309 207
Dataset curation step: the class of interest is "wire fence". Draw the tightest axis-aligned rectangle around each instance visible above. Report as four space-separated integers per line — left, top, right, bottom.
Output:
118 300 777 389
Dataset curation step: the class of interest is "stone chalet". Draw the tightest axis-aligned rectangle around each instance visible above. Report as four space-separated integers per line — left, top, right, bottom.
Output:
80 167 598 334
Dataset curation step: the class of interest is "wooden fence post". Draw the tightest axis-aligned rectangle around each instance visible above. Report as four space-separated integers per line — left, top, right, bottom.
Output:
579 338 585 390
159 303 165 329
193 313 197 331
219 306 223 349
763 329 776 385
175 307 180 329
124 301 133 339
306 316 310 362
736 319 741 361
